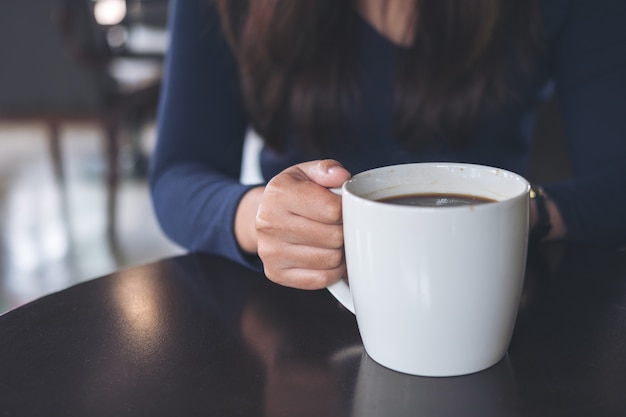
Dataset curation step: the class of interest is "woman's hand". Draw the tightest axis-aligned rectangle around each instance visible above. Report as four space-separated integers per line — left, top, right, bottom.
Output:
529 194 567 241
237 159 351 290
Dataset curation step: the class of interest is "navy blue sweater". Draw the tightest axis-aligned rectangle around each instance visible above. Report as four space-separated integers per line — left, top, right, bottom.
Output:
151 0 626 270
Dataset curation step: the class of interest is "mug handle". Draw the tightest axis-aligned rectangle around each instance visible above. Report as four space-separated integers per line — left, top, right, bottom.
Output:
328 279 355 314
327 187 356 314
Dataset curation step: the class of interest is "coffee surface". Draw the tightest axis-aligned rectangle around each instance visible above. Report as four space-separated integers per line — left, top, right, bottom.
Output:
378 192 497 207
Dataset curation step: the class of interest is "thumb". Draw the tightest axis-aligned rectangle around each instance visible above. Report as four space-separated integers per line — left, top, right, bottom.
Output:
293 159 352 189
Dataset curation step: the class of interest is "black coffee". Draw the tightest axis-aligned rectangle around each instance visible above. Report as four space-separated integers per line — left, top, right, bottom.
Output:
378 192 497 207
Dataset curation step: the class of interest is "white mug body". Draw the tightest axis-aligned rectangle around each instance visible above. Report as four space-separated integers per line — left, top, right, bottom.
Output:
337 163 529 376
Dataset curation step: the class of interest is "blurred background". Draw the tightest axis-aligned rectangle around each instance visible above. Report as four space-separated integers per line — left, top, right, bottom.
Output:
0 0 184 313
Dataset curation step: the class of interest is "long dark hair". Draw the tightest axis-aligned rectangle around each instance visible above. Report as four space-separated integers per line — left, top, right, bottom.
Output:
216 0 538 154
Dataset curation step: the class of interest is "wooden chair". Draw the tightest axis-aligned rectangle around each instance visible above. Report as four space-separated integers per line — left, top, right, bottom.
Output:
0 0 163 239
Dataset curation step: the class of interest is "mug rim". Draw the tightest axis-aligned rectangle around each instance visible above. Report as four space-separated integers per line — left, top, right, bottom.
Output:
341 162 530 211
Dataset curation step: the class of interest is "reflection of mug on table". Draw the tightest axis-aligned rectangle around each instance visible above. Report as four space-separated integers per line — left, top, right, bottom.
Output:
352 353 522 417
328 163 530 377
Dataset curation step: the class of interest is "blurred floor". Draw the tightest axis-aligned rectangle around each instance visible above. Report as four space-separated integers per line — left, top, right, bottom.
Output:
0 121 184 314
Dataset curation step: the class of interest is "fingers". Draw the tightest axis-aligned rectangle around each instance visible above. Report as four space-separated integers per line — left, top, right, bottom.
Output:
257 211 344 249
260 176 343 225
255 159 351 290
266 267 346 291
259 243 347 290
290 159 352 189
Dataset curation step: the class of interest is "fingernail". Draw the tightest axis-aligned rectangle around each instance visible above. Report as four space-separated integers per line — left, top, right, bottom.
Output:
324 161 343 175
326 165 342 175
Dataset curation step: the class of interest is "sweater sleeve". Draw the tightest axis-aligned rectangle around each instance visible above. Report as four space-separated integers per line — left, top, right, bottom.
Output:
545 0 626 245
149 0 263 270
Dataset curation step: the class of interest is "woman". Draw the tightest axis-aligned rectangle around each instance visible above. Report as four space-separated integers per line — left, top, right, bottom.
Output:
150 0 626 289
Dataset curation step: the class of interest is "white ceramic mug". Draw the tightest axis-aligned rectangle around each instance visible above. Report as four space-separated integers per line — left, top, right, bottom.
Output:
328 162 530 377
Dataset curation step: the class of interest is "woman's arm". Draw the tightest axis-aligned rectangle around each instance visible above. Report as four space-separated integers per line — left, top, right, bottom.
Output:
152 1 354 286
529 195 567 241
150 0 261 268
542 0 626 245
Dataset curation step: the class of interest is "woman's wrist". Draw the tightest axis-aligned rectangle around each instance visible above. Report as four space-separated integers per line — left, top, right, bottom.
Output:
529 185 567 242
530 185 552 241
235 186 265 254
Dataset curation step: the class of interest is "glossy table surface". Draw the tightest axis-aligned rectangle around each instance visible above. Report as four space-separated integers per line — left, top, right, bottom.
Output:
1 243 625 416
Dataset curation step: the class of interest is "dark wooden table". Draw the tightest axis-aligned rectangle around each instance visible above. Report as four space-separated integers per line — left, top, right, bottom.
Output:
1 243 625 416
